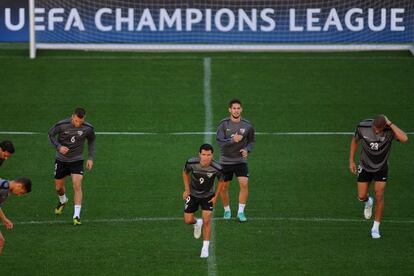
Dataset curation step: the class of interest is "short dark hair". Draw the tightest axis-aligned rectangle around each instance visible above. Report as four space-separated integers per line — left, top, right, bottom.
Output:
229 99 242 108
15 177 32 193
199 143 214 153
73 107 86 119
373 115 386 129
0 140 15 154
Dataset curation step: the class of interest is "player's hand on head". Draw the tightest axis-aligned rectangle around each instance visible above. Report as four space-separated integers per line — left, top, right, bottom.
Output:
86 160 94 170
59 146 69 155
383 115 392 126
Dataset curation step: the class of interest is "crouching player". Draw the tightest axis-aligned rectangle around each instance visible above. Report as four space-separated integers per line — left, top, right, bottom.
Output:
182 144 224 258
0 177 32 254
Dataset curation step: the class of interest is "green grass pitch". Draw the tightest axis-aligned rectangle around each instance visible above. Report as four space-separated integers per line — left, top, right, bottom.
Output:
0 48 413 275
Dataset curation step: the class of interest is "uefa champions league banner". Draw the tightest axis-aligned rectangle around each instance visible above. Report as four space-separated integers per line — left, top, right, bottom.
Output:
0 0 413 43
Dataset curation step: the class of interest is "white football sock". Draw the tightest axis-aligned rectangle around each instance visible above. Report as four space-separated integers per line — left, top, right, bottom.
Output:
224 205 231 212
238 203 246 214
365 197 373 207
372 221 380 231
195 218 203 226
203 240 210 248
73 205 81 218
59 194 68 204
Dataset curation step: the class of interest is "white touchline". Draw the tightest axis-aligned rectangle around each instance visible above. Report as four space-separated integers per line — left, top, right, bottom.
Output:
203 56 218 276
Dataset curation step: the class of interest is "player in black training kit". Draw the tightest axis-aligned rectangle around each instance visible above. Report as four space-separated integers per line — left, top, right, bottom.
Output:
183 144 224 258
48 107 96 225
349 114 408 239
216 99 255 222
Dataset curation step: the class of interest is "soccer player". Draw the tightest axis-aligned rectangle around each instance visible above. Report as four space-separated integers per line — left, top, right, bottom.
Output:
349 115 408 238
183 144 224 258
0 177 32 254
216 99 255 222
48 107 96 225
0 140 15 168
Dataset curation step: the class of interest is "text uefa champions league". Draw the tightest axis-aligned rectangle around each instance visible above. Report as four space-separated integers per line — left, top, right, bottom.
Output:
3 8 407 32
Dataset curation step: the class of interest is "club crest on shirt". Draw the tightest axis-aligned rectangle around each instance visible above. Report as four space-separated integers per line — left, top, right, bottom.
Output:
207 173 213 178
379 137 385 142
239 128 245 134
77 131 83 136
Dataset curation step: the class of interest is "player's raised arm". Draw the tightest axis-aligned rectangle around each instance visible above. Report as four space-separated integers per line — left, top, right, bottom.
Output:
384 116 408 143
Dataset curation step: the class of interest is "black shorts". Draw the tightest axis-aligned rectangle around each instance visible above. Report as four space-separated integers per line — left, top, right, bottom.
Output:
184 195 214 213
357 164 388 183
221 163 249 181
54 159 84 179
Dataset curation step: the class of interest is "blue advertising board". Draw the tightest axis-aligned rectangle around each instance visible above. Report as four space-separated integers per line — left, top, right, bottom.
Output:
1 0 413 43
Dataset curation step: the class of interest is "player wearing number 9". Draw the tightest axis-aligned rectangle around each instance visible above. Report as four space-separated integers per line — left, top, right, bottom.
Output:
349 114 408 239
182 144 225 258
48 107 96 226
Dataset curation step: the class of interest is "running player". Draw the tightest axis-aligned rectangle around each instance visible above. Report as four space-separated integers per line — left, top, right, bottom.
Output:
183 144 224 258
216 99 255 222
48 107 96 225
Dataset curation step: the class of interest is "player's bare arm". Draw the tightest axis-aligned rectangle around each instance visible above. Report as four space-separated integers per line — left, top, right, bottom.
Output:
0 209 13 230
182 171 191 200
209 180 225 206
349 137 358 174
384 116 408 143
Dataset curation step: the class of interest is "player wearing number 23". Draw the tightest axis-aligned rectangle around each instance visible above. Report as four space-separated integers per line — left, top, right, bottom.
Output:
48 107 96 225
349 115 408 239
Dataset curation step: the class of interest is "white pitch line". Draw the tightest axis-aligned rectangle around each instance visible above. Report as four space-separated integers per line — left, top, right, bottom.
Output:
204 57 213 144
203 56 217 276
13 216 414 226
